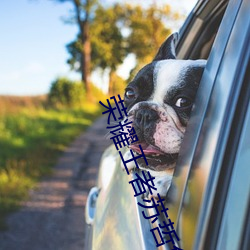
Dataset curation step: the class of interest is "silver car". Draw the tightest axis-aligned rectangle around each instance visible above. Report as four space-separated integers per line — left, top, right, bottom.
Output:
85 0 250 249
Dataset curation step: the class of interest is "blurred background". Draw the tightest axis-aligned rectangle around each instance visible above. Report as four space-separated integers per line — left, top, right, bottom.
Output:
0 0 196 231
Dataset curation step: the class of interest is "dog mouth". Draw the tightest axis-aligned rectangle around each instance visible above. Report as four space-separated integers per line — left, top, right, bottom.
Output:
129 142 178 168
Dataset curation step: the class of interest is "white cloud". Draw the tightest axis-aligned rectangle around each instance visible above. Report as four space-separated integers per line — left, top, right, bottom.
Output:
0 62 48 95
1 62 45 83
25 62 45 74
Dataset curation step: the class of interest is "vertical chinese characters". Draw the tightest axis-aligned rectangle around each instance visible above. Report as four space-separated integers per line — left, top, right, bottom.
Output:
100 95 182 249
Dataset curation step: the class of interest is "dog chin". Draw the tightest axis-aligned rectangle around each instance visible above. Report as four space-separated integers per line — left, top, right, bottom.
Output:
129 143 178 171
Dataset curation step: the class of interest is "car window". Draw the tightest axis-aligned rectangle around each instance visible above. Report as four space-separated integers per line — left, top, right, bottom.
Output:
167 0 234 226
166 0 249 249
177 0 228 60
216 87 250 250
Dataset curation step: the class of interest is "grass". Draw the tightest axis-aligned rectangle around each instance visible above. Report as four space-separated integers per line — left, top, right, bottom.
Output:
0 95 103 230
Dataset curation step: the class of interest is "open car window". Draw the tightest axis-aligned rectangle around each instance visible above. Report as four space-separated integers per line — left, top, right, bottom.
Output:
167 0 250 249
177 0 228 60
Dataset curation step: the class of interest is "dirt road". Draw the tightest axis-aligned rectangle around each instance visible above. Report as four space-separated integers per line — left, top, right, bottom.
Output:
0 116 111 250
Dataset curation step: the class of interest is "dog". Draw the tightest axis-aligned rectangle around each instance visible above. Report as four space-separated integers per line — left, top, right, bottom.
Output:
122 33 206 198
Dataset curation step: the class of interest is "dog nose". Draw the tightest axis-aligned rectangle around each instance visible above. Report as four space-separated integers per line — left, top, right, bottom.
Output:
135 109 159 129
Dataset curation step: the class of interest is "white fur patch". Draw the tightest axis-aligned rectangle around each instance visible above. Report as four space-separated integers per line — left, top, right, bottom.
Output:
120 150 136 171
152 59 206 104
146 168 174 197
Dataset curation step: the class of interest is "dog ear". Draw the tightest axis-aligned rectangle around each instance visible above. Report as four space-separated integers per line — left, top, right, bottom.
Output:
153 32 179 61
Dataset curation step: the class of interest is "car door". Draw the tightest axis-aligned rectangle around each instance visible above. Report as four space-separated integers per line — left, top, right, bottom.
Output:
88 145 156 250
167 0 250 249
85 0 241 249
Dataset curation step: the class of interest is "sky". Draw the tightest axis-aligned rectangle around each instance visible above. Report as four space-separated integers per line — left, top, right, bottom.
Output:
0 0 197 96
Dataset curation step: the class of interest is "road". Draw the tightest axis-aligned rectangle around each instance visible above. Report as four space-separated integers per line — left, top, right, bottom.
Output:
0 116 111 250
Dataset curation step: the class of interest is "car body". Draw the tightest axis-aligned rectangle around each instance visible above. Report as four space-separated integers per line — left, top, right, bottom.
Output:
85 0 250 249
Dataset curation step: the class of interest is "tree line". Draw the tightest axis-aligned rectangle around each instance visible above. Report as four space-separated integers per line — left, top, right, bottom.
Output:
53 0 176 98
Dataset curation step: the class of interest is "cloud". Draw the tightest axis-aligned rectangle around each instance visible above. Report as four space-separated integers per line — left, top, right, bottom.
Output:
25 62 45 74
0 62 48 95
1 62 45 83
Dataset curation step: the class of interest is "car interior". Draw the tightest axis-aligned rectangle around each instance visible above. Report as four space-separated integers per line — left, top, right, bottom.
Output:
128 1 232 250
177 0 229 60
162 0 250 249
161 0 231 249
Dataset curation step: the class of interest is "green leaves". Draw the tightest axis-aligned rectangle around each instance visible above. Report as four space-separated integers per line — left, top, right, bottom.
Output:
48 77 86 108
125 4 172 65
90 4 126 71
64 2 175 94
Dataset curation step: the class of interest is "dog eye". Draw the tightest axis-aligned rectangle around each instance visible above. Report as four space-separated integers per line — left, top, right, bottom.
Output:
175 97 192 108
125 89 136 99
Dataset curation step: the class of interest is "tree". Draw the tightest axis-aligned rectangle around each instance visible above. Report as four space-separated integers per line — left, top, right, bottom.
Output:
54 0 98 97
90 4 127 94
67 4 127 95
65 3 174 94
124 4 172 78
48 77 85 107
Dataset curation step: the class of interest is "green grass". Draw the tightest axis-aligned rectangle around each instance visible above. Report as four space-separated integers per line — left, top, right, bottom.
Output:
0 97 102 230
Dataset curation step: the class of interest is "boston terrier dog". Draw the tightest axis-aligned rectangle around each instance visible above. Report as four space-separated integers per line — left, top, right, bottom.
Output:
122 33 206 198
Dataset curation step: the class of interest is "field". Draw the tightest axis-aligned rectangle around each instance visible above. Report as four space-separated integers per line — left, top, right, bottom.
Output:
0 95 102 229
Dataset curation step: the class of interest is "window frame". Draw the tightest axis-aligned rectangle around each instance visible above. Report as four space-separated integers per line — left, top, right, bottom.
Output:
167 0 250 249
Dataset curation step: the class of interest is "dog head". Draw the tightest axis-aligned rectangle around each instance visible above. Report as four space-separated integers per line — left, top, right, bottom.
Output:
124 33 206 172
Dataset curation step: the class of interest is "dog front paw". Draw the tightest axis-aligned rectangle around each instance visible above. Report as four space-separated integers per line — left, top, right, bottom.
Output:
120 150 136 172
144 174 173 200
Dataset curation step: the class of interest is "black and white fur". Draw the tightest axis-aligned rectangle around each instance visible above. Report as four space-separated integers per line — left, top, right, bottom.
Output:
122 33 206 197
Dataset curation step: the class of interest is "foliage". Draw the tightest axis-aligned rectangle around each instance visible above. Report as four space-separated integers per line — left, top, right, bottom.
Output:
66 3 174 94
0 95 46 114
54 1 177 97
90 4 126 72
0 96 101 230
66 4 127 94
124 4 172 65
48 77 85 108
90 83 109 102
53 0 99 96
66 38 82 72
109 72 126 95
